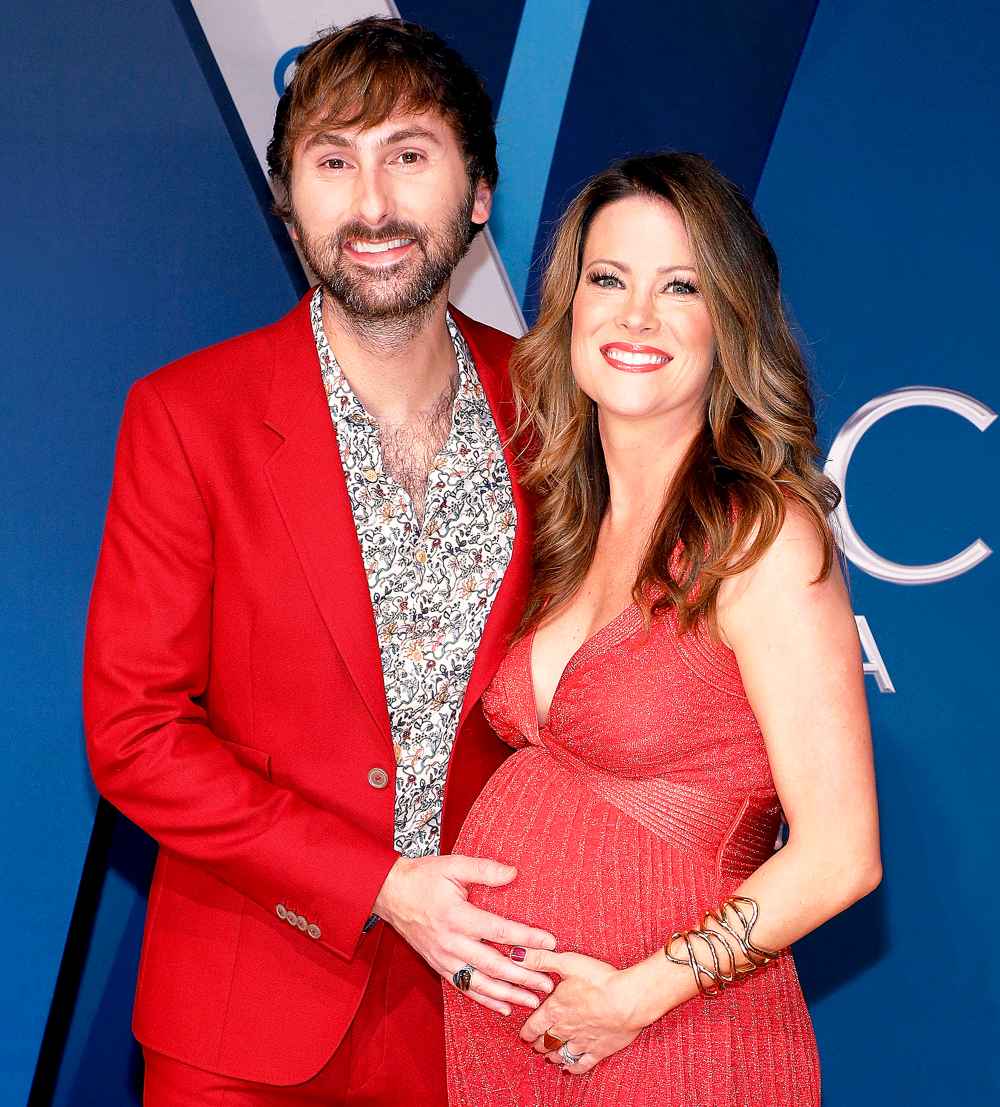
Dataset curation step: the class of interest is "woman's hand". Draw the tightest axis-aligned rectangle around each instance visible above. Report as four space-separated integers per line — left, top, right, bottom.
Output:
514 949 658 1075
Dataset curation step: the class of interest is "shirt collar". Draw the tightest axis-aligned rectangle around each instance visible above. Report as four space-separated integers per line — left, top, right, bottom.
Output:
310 286 492 461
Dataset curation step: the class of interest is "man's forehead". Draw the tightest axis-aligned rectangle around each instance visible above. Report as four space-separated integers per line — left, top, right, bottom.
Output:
300 108 456 151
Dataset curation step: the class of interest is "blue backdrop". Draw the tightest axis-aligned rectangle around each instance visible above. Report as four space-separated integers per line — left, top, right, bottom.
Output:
5 2 997 1104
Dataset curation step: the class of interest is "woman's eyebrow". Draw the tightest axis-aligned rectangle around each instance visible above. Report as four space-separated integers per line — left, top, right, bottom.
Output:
586 258 696 274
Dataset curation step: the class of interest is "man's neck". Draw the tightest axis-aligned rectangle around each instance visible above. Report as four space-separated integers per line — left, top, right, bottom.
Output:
321 288 458 426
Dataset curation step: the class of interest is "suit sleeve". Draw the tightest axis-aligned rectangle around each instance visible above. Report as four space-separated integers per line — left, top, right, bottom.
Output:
83 378 397 960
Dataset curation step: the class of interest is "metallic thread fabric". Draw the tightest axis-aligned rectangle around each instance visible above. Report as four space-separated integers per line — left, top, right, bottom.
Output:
444 603 820 1106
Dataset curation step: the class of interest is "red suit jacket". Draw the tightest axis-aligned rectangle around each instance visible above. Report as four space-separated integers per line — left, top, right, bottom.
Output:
83 291 530 1084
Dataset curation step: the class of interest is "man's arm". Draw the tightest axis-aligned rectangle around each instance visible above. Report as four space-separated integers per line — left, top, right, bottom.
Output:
85 379 557 1007
84 378 396 959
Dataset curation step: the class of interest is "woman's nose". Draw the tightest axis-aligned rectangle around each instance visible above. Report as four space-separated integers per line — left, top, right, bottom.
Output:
617 300 658 335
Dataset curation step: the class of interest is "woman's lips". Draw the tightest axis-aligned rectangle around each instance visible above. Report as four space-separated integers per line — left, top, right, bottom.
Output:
600 342 672 373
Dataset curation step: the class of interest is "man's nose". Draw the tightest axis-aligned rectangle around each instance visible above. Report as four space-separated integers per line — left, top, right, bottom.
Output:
353 166 392 228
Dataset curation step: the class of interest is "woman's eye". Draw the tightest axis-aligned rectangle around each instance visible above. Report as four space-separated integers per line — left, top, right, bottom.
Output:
589 271 624 289
665 278 699 295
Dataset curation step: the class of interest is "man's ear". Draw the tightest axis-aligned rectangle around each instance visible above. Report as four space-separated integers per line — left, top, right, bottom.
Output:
285 195 299 241
471 178 493 226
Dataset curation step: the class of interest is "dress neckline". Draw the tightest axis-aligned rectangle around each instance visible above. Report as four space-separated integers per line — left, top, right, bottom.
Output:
527 601 643 732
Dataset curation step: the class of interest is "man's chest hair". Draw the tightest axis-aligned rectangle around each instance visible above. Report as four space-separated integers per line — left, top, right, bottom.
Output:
376 379 456 525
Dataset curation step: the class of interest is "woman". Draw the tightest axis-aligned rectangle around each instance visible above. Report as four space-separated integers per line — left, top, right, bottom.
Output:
442 153 881 1106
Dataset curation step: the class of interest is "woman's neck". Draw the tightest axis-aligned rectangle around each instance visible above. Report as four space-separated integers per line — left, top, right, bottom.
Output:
598 408 703 528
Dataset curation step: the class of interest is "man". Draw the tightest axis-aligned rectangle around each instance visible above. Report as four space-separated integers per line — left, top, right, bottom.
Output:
84 18 554 1104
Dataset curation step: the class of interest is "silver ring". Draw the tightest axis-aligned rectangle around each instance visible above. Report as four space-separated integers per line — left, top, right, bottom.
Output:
452 965 474 992
559 1042 584 1066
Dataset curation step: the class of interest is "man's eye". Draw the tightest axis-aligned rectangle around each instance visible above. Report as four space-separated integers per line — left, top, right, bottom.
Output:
322 157 347 170
396 150 424 165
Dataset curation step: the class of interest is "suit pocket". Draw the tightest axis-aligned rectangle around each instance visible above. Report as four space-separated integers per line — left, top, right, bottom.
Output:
219 736 272 780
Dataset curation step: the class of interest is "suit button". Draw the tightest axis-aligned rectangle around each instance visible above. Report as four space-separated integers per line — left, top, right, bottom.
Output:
367 767 390 789
276 904 287 920
286 911 299 927
296 916 308 932
307 923 321 940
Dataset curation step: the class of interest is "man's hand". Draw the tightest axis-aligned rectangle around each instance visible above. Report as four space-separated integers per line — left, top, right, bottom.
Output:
373 855 558 1015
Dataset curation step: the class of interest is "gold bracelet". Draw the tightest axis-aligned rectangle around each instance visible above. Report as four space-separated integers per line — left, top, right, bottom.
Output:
665 927 739 997
663 896 780 997
708 895 780 970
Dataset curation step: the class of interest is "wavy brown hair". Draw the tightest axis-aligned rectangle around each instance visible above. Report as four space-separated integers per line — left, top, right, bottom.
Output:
512 152 841 639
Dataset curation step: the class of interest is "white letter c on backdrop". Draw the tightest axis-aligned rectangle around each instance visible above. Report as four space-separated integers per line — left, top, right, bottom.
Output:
825 386 996 585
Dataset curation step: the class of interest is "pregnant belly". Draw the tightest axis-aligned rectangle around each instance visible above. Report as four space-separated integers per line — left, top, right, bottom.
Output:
455 746 720 968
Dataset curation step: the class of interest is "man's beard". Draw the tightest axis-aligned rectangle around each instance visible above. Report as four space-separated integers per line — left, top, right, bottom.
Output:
293 186 475 342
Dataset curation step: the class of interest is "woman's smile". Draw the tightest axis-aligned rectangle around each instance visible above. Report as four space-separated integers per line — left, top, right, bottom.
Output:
599 342 672 373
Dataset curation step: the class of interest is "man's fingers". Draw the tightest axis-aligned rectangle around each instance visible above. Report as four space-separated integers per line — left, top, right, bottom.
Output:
463 972 544 1010
466 989 512 1017
446 855 518 888
448 964 542 1010
457 941 555 996
461 904 557 951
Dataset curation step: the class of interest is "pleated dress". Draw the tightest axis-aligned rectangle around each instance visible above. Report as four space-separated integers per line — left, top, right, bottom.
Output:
444 601 820 1107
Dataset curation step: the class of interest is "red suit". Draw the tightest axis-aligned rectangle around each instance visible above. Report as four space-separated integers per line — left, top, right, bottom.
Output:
83 291 529 1100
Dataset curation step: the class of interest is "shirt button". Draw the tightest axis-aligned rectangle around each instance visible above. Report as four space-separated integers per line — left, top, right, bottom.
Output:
367 767 390 789
415 549 428 564
363 468 379 483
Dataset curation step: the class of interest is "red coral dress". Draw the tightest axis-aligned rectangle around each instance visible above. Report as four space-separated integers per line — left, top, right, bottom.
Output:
443 602 821 1106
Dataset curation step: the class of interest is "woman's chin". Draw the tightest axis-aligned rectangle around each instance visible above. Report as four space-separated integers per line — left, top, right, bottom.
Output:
596 396 674 423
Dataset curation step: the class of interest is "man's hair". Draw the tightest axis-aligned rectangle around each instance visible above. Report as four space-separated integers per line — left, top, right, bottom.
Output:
266 17 498 238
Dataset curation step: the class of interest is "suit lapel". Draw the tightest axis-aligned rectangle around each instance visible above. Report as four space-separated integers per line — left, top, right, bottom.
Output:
451 309 534 734
260 296 530 751
262 293 392 747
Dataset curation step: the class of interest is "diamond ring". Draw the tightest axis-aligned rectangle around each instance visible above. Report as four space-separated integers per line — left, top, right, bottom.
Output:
559 1042 584 1066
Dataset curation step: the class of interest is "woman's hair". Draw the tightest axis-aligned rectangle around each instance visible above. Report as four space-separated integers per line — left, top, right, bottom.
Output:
511 152 841 638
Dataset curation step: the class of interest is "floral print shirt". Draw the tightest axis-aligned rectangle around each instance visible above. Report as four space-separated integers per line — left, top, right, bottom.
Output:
312 288 516 858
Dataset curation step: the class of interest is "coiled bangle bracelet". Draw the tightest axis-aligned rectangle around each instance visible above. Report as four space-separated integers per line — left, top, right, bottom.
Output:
664 895 780 997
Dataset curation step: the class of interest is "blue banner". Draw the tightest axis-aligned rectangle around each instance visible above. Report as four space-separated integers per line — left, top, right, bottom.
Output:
4 2 996 1103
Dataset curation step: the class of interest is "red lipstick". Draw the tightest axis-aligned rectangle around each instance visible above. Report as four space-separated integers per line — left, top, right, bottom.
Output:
599 342 672 373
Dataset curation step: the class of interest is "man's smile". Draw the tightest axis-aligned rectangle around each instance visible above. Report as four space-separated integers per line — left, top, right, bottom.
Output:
342 237 416 266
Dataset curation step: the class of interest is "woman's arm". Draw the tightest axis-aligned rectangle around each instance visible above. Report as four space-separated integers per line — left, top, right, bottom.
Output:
516 504 882 1072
